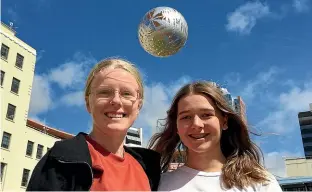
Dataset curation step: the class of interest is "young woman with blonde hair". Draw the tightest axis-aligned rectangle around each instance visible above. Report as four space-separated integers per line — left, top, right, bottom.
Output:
27 58 161 191
149 81 282 192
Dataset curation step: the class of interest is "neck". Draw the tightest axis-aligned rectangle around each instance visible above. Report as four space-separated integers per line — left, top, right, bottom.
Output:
89 125 126 158
186 146 226 172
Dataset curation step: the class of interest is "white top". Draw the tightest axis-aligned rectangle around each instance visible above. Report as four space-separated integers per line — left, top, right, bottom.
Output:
158 166 283 192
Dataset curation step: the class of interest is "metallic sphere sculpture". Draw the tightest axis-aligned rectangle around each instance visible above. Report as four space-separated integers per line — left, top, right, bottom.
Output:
138 7 188 57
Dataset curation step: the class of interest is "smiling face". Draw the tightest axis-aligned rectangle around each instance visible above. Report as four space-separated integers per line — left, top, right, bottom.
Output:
86 67 142 134
176 93 227 154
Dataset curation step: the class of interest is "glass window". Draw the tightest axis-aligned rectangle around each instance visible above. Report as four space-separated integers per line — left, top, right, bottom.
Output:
1 132 11 149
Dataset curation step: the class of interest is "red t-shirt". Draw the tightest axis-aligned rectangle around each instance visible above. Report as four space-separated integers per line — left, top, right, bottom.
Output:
85 136 151 191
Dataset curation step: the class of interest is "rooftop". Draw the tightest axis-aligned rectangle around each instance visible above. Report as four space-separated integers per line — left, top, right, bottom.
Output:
278 176 312 185
27 119 74 140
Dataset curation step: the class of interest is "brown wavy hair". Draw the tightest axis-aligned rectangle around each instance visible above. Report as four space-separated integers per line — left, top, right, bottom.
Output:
148 81 270 190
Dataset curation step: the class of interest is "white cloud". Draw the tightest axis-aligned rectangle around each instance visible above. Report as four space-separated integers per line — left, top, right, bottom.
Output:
226 1 270 35
257 82 312 133
240 67 278 102
29 75 53 116
134 77 191 147
29 53 96 117
263 151 302 177
48 53 96 89
293 0 310 12
60 91 85 107
36 50 45 63
8 7 18 22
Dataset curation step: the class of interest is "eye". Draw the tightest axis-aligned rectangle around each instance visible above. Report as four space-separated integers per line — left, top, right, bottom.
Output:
121 89 136 99
99 89 111 94
180 115 191 120
97 88 113 97
202 113 213 118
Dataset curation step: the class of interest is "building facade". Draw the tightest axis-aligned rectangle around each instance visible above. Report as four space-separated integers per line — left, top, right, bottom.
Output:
1 22 37 191
298 103 312 157
285 157 312 177
1 119 74 191
219 87 247 122
278 176 312 191
124 127 143 147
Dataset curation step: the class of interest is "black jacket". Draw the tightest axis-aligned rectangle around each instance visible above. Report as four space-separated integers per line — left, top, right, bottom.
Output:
26 133 161 191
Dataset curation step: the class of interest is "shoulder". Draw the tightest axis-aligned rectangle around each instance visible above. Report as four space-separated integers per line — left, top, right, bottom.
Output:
125 147 161 191
158 167 191 191
48 132 91 163
258 172 283 192
125 147 160 164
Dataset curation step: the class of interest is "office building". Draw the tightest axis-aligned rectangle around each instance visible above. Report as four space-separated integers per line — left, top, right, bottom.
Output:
1 119 74 191
124 127 143 147
298 103 312 157
284 157 312 177
278 176 312 191
219 87 247 122
1 22 37 190
233 96 247 123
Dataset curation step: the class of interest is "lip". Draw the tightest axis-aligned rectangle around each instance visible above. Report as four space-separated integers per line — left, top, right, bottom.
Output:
189 133 209 140
104 112 127 118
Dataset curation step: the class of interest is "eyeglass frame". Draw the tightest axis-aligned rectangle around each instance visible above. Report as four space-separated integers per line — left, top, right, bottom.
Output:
88 85 141 104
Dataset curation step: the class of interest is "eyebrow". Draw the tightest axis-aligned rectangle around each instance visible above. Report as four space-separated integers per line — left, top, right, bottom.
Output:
178 108 215 116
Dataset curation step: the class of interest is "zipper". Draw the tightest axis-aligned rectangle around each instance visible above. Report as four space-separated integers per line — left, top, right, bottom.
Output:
57 160 94 190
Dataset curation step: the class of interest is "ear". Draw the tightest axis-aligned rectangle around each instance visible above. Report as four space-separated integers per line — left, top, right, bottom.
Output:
137 99 143 110
85 96 91 113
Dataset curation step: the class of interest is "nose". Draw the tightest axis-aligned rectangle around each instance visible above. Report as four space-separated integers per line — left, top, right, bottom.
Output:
110 91 122 105
191 115 204 129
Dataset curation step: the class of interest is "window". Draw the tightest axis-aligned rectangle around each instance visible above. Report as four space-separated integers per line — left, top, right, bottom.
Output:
21 169 30 187
6 104 16 120
1 162 7 182
0 71 4 86
1 132 11 149
1 44 9 60
11 77 20 94
26 141 34 156
36 144 43 159
15 53 24 69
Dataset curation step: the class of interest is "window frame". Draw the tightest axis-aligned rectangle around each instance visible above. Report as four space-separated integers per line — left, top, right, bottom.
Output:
6 103 16 121
1 132 12 149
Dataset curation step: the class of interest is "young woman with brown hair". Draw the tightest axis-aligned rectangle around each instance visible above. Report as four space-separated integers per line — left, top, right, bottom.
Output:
149 81 282 192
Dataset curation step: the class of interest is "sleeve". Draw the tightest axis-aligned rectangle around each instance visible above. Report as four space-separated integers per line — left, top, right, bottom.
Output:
26 151 57 191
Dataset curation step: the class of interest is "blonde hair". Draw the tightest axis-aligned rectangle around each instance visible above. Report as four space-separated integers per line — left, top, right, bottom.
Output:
84 57 144 101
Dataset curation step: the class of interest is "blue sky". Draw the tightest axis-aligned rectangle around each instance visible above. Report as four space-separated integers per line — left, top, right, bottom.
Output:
2 0 312 177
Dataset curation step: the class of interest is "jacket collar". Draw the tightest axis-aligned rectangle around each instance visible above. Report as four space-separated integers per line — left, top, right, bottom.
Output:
49 132 92 165
48 132 160 165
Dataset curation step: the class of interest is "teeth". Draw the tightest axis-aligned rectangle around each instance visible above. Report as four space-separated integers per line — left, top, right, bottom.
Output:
190 134 208 139
106 113 124 118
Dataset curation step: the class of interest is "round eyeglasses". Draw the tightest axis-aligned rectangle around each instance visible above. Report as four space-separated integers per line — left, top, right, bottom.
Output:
90 86 139 105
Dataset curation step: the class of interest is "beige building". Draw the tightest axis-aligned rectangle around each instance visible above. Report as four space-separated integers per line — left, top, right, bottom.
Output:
1 119 74 191
1 21 35 190
285 157 312 177
0 22 73 191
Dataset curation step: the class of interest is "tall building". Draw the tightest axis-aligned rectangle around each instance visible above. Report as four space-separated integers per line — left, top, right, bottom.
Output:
234 96 247 123
1 22 37 190
124 127 143 147
298 103 312 158
219 87 247 122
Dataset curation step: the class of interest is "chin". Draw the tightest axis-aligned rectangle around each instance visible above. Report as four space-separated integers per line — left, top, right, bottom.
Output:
106 123 130 132
188 143 214 154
